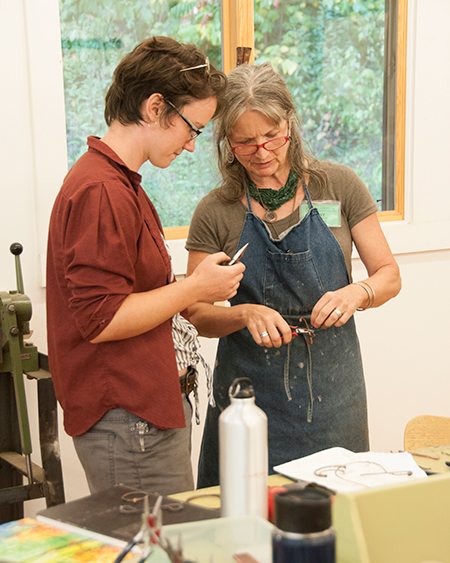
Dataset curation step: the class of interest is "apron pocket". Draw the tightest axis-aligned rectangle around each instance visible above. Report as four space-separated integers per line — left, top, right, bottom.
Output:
263 249 325 315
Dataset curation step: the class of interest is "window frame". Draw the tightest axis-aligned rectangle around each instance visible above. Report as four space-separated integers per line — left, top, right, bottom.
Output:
30 0 450 281
383 0 407 223
164 0 407 239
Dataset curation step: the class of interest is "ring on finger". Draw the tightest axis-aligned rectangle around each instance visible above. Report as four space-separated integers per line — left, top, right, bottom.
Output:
260 331 269 338
333 308 343 317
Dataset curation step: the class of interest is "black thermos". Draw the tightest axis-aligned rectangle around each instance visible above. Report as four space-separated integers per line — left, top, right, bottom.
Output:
272 488 336 563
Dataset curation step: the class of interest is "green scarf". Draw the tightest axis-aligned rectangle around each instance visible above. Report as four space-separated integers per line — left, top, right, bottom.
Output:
247 170 298 211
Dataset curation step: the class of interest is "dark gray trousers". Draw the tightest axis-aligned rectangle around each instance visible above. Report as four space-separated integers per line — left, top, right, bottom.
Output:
73 396 194 495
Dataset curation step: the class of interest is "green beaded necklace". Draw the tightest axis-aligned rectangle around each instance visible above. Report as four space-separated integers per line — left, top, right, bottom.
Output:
247 170 298 222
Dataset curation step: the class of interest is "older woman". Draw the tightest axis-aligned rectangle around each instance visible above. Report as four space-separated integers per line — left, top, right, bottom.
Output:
46 37 245 495
186 63 401 487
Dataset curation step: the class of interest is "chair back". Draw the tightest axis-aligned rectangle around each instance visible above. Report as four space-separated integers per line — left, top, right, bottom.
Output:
404 414 450 450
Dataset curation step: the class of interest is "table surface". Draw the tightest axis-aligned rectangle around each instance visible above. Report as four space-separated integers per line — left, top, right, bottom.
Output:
171 473 293 508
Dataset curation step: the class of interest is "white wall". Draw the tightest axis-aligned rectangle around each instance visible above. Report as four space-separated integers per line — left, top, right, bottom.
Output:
1 0 449 517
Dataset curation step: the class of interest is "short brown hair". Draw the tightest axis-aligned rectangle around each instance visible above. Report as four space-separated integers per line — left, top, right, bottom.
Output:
104 36 226 126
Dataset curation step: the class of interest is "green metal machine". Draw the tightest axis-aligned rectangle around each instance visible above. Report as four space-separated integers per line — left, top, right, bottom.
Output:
0 243 65 522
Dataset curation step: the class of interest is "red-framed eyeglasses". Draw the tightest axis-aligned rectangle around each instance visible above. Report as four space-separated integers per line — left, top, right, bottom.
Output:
231 135 290 156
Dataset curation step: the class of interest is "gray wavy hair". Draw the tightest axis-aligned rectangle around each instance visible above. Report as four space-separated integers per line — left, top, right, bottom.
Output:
215 63 324 201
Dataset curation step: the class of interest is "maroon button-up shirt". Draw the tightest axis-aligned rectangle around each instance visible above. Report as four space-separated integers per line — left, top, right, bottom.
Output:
46 137 184 436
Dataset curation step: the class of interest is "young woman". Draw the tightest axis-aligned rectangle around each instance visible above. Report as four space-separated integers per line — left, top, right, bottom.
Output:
46 36 244 495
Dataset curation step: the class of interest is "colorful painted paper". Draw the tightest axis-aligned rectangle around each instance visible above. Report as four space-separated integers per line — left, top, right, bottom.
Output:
0 517 134 562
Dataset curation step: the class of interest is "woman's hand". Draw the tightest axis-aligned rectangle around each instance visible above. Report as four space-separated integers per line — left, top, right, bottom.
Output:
311 212 401 329
310 283 368 329
242 304 293 348
189 251 245 303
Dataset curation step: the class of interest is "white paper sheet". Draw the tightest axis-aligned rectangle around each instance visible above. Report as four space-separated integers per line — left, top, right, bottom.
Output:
274 447 428 492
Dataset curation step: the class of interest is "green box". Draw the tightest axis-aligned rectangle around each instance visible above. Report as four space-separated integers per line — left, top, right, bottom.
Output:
333 473 450 562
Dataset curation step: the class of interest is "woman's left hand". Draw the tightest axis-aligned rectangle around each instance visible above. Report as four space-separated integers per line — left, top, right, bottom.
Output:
310 283 366 329
310 213 401 330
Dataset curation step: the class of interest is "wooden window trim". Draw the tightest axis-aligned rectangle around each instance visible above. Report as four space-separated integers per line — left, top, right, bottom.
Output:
221 0 254 72
165 0 407 239
164 225 189 239
389 0 407 222
165 0 255 240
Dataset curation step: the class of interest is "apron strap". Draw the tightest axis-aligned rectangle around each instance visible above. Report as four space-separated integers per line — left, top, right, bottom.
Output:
303 179 314 209
284 337 315 423
245 188 253 211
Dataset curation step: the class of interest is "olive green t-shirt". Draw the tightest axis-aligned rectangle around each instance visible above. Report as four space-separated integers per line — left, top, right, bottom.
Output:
186 160 377 277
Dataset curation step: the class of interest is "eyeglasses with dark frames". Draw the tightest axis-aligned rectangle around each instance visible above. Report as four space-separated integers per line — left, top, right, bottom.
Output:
231 135 290 156
164 99 202 140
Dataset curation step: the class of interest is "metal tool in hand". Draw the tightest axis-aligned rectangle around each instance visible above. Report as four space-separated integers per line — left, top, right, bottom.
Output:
228 242 249 265
289 315 317 345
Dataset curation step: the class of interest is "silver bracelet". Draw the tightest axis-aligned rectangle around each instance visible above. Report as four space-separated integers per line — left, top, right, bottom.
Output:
354 281 375 310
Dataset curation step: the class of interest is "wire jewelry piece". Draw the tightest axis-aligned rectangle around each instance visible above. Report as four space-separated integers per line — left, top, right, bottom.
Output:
119 489 184 514
313 460 413 489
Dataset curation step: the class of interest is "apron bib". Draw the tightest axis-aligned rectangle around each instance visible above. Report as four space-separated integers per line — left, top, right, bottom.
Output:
197 186 369 488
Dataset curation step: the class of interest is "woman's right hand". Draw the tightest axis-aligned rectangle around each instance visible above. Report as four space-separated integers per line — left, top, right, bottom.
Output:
240 303 293 348
189 251 245 303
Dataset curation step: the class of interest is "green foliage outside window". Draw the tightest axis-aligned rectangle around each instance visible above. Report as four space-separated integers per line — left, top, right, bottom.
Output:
59 0 386 227
254 0 385 206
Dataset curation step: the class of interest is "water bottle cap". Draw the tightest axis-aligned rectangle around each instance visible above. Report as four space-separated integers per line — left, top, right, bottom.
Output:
274 488 332 533
228 377 255 399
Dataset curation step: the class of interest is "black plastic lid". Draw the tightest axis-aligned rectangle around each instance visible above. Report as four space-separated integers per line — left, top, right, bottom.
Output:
228 377 255 399
274 488 332 533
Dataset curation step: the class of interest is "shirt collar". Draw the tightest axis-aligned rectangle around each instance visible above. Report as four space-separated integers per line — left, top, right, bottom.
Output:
87 135 142 189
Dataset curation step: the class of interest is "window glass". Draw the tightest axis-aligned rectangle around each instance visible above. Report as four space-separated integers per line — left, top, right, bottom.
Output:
254 0 389 209
59 0 222 227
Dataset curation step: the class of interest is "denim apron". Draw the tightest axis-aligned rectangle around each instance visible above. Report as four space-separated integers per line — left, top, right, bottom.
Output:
197 185 369 488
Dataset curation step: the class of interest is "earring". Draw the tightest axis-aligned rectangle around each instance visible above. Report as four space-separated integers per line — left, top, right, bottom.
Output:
225 150 235 164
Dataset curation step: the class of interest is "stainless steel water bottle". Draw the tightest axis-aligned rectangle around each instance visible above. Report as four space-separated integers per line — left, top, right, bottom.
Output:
219 377 268 518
